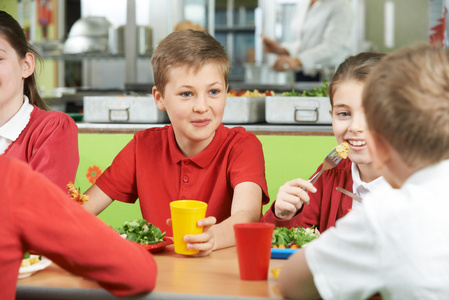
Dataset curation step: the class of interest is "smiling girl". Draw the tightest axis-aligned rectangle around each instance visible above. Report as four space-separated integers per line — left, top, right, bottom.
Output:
261 52 391 232
0 11 79 191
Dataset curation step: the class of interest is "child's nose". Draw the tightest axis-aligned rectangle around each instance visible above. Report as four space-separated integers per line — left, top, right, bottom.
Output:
349 114 366 132
193 96 209 113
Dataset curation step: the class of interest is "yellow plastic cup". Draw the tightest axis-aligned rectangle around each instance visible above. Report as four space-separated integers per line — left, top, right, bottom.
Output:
170 200 208 255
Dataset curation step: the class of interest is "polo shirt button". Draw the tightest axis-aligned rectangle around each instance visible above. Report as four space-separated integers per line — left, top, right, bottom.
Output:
183 175 189 183
184 160 189 165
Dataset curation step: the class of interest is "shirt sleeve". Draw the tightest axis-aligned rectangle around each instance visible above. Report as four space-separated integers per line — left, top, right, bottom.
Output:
27 112 79 191
227 133 270 204
11 158 156 297
305 206 383 300
96 136 139 203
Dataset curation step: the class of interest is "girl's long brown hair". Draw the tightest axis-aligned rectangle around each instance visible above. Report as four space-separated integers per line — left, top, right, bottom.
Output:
0 10 49 110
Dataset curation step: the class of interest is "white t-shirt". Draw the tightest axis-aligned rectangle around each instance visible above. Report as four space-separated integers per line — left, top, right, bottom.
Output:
305 159 449 299
282 0 353 75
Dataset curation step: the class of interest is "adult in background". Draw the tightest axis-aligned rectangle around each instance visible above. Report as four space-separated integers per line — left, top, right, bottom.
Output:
263 0 353 81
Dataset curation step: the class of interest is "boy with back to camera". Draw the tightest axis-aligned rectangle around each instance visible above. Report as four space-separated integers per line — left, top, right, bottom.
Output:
277 43 449 299
1 156 156 300
83 29 269 256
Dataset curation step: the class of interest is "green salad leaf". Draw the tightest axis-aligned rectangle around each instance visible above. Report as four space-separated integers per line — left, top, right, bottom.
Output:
272 226 319 248
116 219 166 245
281 80 329 97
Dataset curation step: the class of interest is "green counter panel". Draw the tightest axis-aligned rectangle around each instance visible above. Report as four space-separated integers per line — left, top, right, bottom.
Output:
77 133 336 228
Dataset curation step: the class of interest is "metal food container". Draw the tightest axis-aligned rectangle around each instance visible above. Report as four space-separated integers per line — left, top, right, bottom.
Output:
83 95 169 123
265 96 332 124
222 97 265 124
244 64 294 85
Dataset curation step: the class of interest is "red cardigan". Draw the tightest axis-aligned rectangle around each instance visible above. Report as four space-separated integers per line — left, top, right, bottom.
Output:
4 106 79 191
261 158 354 232
1 156 157 299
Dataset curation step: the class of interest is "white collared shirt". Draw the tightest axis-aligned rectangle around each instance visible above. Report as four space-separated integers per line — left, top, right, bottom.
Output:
351 162 391 208
0 96 34 154
281 0 353 75
306 159 449 299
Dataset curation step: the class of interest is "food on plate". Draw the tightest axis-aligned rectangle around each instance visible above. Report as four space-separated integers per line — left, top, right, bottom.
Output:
116 219 166 245
21 252 41 267
227 89 275 97
335 141 351 159
281 80 328 97
66 182 89 205
272 226 320 249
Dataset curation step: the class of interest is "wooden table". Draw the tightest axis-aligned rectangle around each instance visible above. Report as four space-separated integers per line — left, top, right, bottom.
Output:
17 245 285 300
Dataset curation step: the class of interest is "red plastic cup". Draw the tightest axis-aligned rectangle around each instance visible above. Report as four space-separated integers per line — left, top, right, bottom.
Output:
234 223 275 280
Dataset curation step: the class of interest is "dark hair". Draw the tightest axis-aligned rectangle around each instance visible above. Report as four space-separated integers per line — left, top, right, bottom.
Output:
0 10 48 110
329 52 386 107
151 29 230 96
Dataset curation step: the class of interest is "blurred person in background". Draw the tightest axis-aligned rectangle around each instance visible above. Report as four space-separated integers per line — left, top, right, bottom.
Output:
263 0 353 81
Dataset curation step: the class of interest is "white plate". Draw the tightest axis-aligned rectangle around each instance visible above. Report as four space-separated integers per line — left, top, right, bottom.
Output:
18 255 52 279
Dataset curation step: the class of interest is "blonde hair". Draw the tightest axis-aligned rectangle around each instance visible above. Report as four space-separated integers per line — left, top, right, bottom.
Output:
174 20 206 32
329 52 385 107
151 29 230 96
363 43 449 168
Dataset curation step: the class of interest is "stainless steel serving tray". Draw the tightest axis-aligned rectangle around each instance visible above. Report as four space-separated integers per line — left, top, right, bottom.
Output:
222 96 266 124
83 95 169 123
265 96 332 124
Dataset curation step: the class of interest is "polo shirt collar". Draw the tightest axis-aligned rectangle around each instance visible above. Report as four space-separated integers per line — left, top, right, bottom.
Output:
168 123 226 168
0 95 34 141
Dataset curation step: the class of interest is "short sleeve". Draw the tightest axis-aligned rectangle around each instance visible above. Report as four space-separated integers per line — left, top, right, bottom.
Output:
96 137 138 202
227 133 269 203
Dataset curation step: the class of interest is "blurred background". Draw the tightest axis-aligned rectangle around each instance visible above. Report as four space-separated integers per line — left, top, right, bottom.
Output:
1 0 446 113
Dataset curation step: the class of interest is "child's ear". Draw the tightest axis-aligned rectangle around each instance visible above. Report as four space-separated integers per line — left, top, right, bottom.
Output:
152 86 166 111
22 52 35 79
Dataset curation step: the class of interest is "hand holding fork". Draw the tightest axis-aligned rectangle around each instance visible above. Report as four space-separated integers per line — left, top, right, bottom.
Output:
277 147 345 218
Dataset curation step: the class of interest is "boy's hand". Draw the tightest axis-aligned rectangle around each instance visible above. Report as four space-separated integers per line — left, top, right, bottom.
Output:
275 178 317 220
184 217 217 257
166 217 217 257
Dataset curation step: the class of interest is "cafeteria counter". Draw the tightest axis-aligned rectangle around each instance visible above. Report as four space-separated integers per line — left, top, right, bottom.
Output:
76 122 334 135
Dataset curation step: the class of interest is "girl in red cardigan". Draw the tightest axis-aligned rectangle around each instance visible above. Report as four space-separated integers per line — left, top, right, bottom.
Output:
262 52 392 232
0 11 79 191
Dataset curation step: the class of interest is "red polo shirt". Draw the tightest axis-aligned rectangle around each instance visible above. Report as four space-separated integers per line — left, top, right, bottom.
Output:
97 124 269 235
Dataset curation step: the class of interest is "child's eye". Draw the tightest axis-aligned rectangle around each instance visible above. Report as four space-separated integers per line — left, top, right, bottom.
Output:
180 91 192 97
209 89 220 96
335 111 351 118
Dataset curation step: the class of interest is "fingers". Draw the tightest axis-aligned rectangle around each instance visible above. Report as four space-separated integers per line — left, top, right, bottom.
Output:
274 178 317 219
273 56 292 72
197 216 216 228
182 217 217 256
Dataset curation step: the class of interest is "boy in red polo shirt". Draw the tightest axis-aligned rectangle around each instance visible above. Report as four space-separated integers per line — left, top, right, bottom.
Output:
84 29 269 256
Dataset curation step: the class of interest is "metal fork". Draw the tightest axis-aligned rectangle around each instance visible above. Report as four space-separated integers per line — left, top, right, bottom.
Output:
280 148 343 216
308 147 343 184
